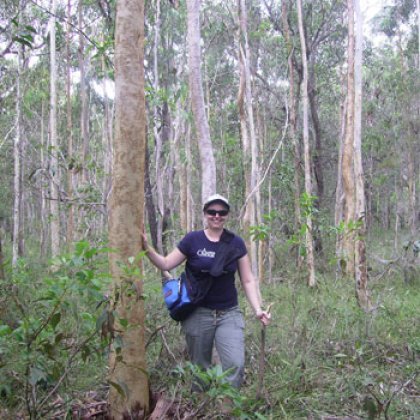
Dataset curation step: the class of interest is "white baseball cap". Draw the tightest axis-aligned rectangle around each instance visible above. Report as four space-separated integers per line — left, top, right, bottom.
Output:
203 194 230 211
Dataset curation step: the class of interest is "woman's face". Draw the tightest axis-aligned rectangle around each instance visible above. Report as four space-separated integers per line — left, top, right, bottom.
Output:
204 204 229 229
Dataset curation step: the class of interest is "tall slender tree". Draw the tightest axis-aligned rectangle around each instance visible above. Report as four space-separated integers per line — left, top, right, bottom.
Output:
108 0 149 416
12 38 23 267
66 0 74 248
238 0 258 275
297 0 316 287
186 0 216 202
353 0 371 310
49 0 60 257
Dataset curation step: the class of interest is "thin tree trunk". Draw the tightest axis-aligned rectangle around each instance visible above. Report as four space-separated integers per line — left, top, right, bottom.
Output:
108 0 149 415
238 0 258 276
144 139 158 250
102 53 112 232
297 0 316 287
40 101 49 257
342 0 356 276
335 70 347 275
50 0 60 257
186 0 216 202
66 0 74 248
282 0 303 267
353 0 371 311
407 143 416 236
153 0 165 253
79 0 89 184
12 41 23 267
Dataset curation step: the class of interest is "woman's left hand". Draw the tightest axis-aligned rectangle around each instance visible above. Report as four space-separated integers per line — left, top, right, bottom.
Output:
256 309 271 326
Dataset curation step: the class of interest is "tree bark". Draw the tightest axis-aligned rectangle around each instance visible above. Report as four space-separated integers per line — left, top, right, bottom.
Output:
341 0 356 276
335 70 347 276
186 0 216 202
353 0 371 311
12 39 23 267
238 0 258 276
297 0 316 287
79 0 90 185
66 0 74 248
49 0 60 257
153 0 165 253
282 0 303 267
108 0 149 416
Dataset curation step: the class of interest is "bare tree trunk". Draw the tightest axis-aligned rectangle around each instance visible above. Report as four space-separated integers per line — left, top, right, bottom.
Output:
297 0 316 287
238 0 258 276
394 176 400 253
79 0 90 185
40 101 49 257
107 0 149 416
144 139 158 250
282 0 303 267
407 143 416 236
101 53 112 232
153 0 165 253
186 123 194 230
342 0 356 276
173 100 188 232
186 0 216 202
12 42 23 267
335 70 347 275
50 0 60 257
66 0 74 248
353 0 371 311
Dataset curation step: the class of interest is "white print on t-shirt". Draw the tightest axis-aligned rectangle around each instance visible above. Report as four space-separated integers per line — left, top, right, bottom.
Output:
197 248 215 258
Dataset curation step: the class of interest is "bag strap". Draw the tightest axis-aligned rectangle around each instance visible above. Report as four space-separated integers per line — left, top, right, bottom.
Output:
209 229 235 277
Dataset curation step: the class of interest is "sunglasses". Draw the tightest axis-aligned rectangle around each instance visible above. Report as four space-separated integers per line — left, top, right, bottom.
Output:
205 209 229 216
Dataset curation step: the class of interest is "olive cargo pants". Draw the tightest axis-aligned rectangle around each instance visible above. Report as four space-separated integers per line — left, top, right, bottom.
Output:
181 306 245 389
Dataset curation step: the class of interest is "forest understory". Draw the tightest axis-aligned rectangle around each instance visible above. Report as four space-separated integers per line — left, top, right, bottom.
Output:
0 230 418 419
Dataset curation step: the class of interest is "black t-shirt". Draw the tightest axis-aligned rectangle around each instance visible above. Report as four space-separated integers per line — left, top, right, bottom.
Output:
177 230 247 310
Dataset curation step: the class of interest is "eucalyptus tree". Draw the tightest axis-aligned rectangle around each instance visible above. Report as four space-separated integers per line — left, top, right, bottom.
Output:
238 0 259 276
186 0 216 201
12 0 25 267
107 0 149 415
297 0 316 287
49 0 60 257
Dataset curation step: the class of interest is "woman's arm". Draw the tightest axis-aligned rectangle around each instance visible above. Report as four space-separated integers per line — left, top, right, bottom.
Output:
141 232 186 271
238 255 271 326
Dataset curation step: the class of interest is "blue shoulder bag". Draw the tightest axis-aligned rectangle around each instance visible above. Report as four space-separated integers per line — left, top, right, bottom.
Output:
162 272 195 321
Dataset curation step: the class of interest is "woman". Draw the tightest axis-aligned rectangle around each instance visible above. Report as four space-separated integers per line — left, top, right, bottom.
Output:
142 194 270 389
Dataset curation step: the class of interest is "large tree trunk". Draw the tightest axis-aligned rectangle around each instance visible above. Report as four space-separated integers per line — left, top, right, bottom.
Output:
108 0 149 416
297 0 316 287
186 0 216 202
353 0 371 311
49 0 60 257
